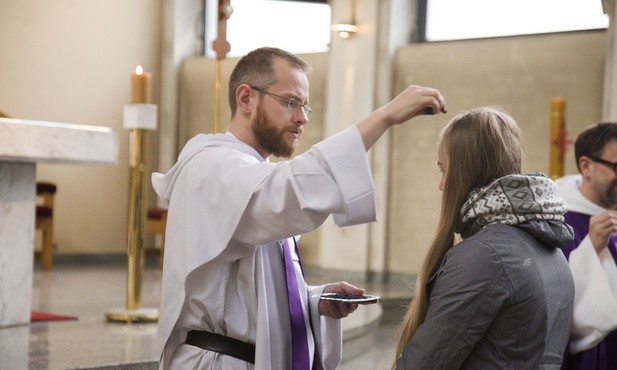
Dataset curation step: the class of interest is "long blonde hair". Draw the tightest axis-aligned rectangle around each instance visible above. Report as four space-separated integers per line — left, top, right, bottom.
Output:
393 107 523 365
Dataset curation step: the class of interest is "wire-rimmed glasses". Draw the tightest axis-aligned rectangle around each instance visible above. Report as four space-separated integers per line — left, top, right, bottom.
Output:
250 86 312 117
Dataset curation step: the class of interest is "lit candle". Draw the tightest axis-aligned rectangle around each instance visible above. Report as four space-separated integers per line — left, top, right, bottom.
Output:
549 97 566 179
130 65 151 104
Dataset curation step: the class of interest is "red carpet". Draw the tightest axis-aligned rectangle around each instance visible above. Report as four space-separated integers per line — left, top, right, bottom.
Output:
30 311 78 322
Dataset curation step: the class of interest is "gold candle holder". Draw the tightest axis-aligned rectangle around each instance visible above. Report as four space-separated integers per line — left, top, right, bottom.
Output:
105 67 159 323
549 97 567 180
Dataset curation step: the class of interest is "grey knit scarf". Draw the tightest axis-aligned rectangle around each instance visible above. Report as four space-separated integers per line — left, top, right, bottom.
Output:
456 172 567 239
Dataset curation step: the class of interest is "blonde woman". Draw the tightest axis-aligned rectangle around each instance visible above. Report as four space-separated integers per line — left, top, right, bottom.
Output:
394 107 575 369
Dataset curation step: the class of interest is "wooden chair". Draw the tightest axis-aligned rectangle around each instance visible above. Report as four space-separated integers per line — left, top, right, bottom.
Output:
146 207 167 267
35 182 57 270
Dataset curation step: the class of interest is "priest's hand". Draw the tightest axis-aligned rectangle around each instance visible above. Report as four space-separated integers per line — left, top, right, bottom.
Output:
589 210 617 254
356 85 447 150
379 84 447 125
318 281 364 319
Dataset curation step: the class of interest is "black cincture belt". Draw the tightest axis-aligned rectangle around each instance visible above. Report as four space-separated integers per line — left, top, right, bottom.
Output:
184 330 256 364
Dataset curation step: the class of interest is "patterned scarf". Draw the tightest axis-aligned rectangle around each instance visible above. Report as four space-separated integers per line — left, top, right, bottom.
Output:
456 172 567 239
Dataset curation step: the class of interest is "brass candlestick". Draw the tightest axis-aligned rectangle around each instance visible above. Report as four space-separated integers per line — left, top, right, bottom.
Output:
105 67 159 323
549 97 567 180
126 128 146 311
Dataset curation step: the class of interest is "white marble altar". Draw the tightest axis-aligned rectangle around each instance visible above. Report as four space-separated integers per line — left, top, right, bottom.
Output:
0 117 117 328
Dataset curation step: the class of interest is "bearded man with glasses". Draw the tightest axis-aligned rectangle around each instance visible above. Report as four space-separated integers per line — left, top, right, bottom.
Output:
556 122 617 370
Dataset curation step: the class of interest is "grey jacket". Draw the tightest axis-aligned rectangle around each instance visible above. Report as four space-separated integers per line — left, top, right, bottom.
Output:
396 221 574 370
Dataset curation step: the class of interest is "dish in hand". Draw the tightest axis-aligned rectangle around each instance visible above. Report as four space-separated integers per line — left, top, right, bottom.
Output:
319 293 380 304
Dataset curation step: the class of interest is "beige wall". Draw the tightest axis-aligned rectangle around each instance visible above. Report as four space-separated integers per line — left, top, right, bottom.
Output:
387 30 606 274
0 0 162 254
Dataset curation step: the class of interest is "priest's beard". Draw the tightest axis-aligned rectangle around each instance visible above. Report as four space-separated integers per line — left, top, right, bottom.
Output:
597 178 617 209
252 103 296 158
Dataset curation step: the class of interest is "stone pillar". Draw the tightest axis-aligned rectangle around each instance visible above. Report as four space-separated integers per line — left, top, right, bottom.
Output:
318 0 414 276
603 0 617 120
0 163 35 327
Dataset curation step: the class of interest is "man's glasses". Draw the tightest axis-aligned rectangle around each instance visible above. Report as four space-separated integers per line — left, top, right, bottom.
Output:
588 155 617 174
250 86 312 117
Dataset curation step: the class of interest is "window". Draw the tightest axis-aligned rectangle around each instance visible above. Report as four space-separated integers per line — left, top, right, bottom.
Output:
204 0 331 58
424 0 609 42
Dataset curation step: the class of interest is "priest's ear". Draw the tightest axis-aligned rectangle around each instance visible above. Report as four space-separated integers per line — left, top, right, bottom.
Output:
578 156 593 177
235 84 255 118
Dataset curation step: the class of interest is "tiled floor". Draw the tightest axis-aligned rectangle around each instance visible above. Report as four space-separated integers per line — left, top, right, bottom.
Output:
0 261 413 370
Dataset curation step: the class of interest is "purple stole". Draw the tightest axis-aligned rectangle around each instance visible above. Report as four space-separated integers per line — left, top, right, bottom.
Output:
282 238 311 370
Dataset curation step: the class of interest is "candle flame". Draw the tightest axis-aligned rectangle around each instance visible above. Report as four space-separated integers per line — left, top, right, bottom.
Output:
135 65 143 75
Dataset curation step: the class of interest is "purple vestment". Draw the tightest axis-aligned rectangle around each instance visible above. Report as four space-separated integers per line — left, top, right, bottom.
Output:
560 211 617 370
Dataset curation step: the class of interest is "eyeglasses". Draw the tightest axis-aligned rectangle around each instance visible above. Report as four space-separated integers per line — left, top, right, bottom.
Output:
250 86 312 117
588 155 617 174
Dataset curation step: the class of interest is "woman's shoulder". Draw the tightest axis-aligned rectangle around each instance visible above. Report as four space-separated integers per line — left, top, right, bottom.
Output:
432 228 511 295
451 224 561 274
443 228 512 273
446 225 527 268
457 224 528 249
452 224 516 251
